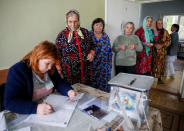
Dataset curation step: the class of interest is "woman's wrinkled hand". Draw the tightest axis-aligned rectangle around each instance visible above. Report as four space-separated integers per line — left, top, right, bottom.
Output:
37 103 53 115
87 53 94 62
118 45 126 50
68 90 77 99
146 43 153 47
129 44 136 50
155 44 163 50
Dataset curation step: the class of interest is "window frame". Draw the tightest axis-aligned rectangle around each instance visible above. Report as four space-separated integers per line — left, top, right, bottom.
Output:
162 13 184 41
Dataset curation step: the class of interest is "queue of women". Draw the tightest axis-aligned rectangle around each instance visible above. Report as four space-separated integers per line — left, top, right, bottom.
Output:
4 9 179 115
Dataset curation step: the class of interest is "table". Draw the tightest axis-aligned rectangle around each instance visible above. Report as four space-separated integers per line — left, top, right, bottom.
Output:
4 83 163 131
72 83 163 131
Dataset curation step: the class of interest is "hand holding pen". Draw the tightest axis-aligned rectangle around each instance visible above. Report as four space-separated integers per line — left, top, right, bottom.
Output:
68 90 77 100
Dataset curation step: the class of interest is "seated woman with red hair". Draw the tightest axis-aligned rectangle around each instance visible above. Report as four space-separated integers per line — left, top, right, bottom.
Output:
4 41 77 115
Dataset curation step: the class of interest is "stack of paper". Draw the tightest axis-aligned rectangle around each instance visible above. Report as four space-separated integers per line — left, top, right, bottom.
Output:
23 94 80 127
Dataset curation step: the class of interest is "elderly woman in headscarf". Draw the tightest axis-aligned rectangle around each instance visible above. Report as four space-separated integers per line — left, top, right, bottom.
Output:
55 9 95 86
113 22 143 75
151 19 171 82
135 16 157 75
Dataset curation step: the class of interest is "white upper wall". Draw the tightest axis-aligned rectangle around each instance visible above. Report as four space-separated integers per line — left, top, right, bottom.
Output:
105 0 141 43
105 0 141 77
0 0 105 69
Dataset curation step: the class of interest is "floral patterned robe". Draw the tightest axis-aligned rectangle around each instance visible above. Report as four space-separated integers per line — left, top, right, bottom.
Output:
135 27 157 74
90 31 112 92
151 29 171 78
55 27 95 85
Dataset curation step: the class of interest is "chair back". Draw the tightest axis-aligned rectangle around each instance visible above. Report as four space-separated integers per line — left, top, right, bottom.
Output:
0 83 5 111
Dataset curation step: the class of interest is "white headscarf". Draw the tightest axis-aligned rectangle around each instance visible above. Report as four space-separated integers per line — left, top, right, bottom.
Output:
67 27 84 43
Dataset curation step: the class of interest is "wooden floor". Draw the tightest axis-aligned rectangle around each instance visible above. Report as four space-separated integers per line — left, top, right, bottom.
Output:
150 59 184 131
151 71 182 96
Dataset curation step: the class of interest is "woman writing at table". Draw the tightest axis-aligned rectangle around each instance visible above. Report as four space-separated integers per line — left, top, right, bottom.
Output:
4 41 76 115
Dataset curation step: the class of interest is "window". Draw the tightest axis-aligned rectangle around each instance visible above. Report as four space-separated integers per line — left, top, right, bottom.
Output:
163 15 184 41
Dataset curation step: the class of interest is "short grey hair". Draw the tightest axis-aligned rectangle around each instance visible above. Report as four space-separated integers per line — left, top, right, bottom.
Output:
66 9 80 21
123 22 135 31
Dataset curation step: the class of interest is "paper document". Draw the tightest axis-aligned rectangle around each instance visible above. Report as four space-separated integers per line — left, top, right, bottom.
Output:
82 105 107 119
24 94 79 127
14 126 31 131
73 93 84 101
78 95 119 122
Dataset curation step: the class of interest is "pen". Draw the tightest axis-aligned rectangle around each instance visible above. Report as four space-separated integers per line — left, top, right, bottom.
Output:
45 102 55 113
52 106 56 112
128 78 136 86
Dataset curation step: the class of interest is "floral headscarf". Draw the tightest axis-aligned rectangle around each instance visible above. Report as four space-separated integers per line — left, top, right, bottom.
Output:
67 27 84 43
143 16 154 56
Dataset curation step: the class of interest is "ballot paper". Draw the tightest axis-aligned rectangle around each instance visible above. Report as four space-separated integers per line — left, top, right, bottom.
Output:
82 104 108 119
14 126 31 131
23 94 82 127
78 96 117 122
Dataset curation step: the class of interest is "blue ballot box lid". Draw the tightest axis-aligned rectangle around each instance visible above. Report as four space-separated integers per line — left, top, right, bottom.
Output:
108 73 154 92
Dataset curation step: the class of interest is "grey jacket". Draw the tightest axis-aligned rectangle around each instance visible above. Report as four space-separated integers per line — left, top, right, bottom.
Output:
167 32 179 56
112 35 143 66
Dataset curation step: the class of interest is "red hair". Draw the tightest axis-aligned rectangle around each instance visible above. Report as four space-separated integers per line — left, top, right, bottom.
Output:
22 41 61 77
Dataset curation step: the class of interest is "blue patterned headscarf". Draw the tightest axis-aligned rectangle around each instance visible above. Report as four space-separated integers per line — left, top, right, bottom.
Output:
143 16 154 56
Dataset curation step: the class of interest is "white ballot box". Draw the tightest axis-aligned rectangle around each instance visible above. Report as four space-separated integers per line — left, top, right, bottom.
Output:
108 73 154 126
